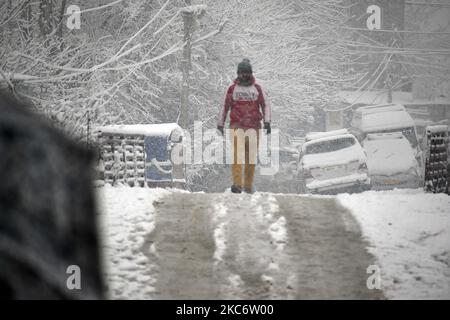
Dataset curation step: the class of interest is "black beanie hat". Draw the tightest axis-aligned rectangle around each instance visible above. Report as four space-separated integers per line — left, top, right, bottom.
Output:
237 58 252 74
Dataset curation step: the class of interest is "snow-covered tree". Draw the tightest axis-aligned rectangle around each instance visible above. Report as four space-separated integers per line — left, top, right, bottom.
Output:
190 0 356 139
0 0 188 140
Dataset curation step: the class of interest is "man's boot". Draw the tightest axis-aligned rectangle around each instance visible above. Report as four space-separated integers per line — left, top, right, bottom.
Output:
243 187 254 194
231 185 242 193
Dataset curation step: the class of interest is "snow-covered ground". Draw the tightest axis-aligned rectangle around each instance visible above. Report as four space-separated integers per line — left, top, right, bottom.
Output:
338 189 450 299
96 185 170 299
97 185 450 299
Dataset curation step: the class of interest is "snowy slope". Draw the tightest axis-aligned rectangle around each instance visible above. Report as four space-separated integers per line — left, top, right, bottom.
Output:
338 189 450 299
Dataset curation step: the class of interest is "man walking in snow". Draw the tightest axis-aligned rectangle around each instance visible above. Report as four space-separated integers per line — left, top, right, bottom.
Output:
217 59 271 193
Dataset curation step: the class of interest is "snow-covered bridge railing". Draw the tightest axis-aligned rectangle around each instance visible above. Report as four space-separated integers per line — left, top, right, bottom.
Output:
96 123 185 188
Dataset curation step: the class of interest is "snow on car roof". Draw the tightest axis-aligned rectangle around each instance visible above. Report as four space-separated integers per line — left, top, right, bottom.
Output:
302 133 357 153
339 90 450 106
305 129 349 142
366 132 404 140
356 104 406 115
304 133 355 145
97 123 183 137
360 109 415 133
301 138 365 168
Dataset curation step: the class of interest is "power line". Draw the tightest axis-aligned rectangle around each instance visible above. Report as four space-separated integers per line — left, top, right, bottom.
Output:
347 50 450 55
405 1 450 7
324 51 393 112
401 60 450 71
343 41 450 53
341 26 450 35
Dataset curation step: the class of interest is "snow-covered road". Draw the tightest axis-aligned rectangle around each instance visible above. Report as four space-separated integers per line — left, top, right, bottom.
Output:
97 186 450 299
338 189 450 299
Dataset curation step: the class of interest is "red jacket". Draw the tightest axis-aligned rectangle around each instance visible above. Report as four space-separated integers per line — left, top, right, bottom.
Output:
218 76 271 129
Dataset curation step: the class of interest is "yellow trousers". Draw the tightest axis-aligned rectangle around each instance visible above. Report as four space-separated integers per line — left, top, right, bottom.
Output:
231 128 260 190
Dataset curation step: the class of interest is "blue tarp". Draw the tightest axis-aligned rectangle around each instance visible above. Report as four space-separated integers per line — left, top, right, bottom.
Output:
145 135 173 181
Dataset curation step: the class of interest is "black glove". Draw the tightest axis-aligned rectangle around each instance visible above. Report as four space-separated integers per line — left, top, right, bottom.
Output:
264 122 271 135
217 125 224 136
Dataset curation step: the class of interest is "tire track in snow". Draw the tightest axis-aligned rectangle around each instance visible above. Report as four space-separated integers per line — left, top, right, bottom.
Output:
213 192 294 299
211 200 246 299
274 195 384 299
140 191 382 299
146 192 218 299
212 202 228 263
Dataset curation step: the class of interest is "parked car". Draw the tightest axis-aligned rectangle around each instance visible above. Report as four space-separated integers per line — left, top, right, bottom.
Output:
298 129 371 194
363 132 421 190
350 103 423 169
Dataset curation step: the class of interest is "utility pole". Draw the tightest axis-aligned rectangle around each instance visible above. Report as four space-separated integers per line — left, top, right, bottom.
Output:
86 110 91 148
385 0 406 103
386 72 393 103
180 1 194 130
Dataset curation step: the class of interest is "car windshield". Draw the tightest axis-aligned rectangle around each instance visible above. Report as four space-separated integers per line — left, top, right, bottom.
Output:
305 137 355 154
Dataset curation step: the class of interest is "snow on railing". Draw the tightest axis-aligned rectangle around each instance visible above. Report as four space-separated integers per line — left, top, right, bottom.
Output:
96 124 185 188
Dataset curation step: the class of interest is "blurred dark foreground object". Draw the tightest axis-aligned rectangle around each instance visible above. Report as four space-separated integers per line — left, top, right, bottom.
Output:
0 92 104 299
